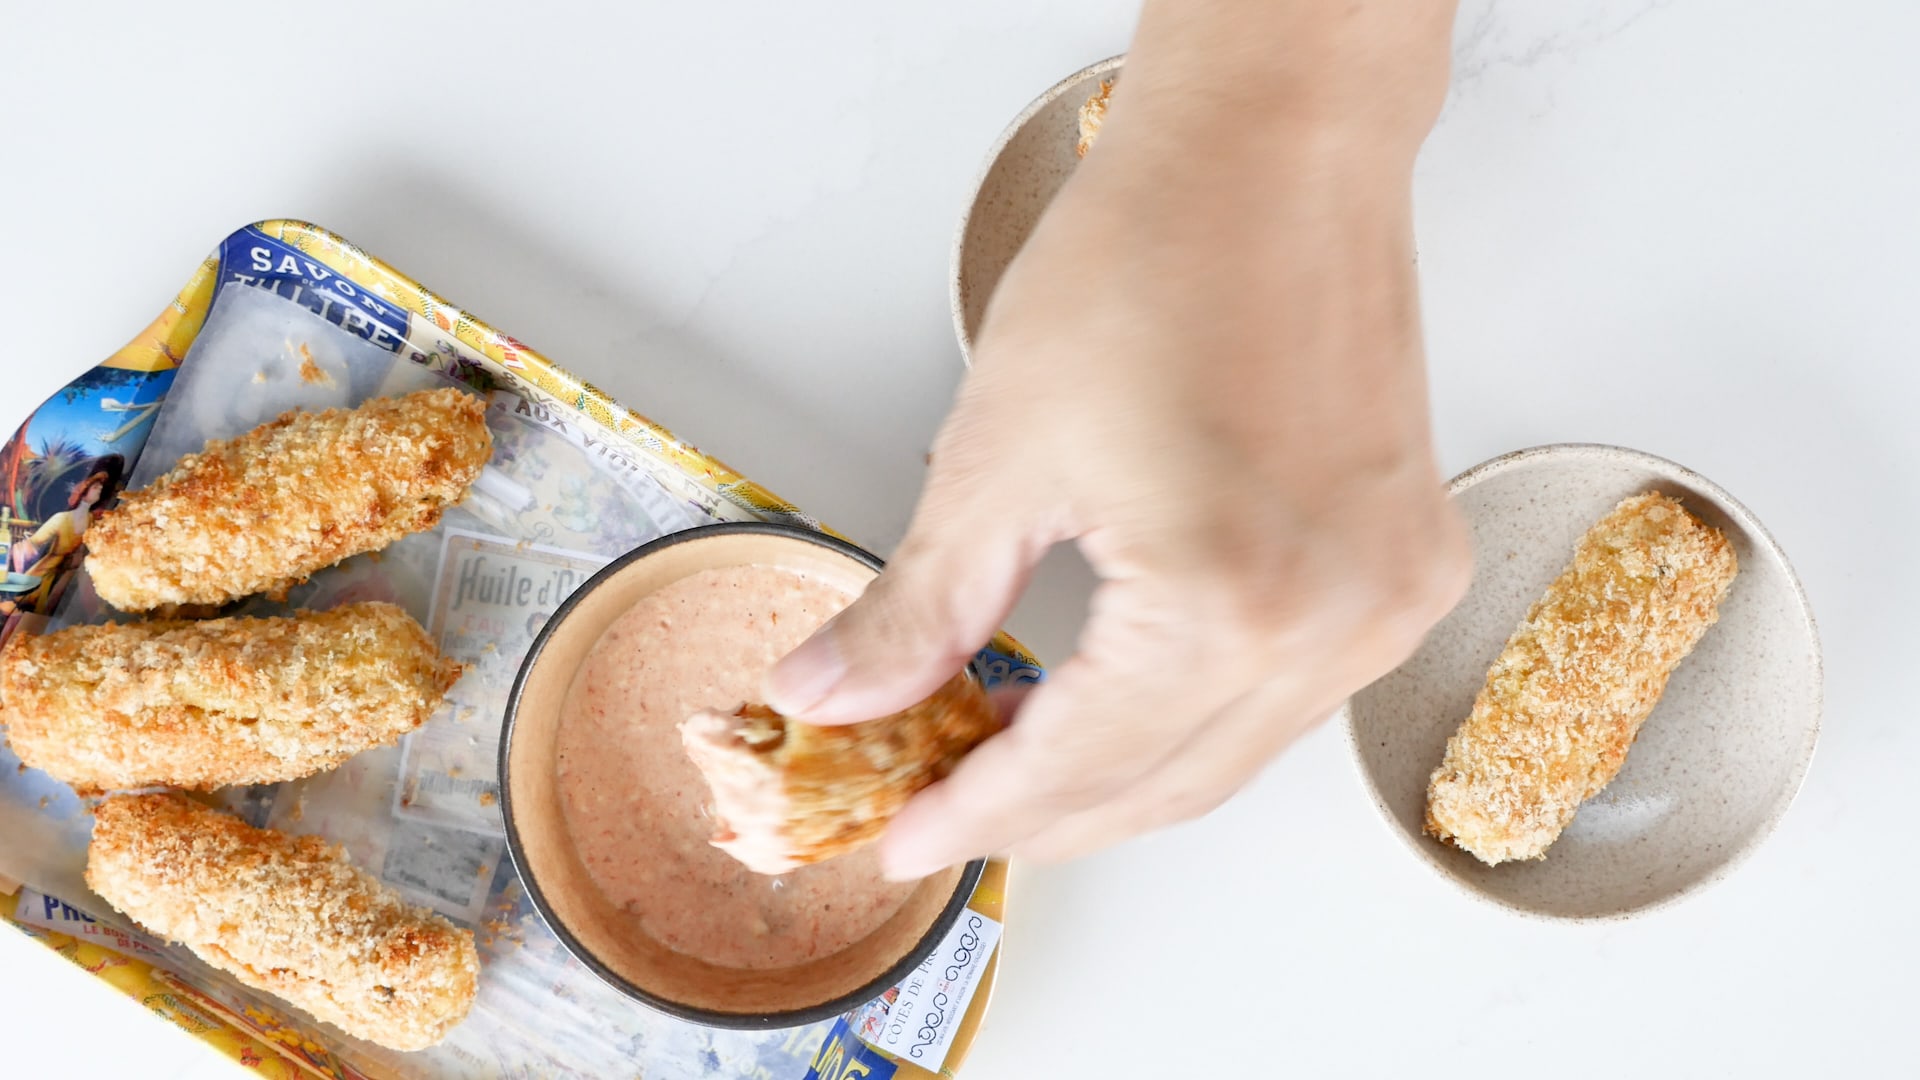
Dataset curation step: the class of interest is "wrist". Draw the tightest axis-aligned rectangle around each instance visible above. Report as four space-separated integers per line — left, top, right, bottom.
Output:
1113 0 1457 176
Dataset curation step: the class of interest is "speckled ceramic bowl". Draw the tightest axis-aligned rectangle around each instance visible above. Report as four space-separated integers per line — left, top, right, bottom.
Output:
950 54 1122 362
1345 444 1821 920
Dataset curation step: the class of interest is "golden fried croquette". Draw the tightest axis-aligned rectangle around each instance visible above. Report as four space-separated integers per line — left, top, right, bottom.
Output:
1425 492 1738 864
1076 78 1114 157
86 793 478 1051
2 602 461 793
680 671 1000 874
86 388 491 612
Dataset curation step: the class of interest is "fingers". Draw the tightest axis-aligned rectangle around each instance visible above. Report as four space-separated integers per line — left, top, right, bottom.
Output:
870 661 1146 880
872 604 1238 878
988 552 1449 865
870 715 1056 881
762 534 1035 724
1010 678 1336 864
765 389 1059 725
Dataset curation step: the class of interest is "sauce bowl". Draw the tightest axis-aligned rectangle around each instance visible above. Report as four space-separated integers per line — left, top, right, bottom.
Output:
500 522 987 1027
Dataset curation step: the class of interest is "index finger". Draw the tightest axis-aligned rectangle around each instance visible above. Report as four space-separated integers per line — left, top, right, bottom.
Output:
872 645 1235 880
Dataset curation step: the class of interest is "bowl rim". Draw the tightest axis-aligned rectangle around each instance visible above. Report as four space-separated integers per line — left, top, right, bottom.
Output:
1340 442 1824 922
498 520 989 1027
948 52 1125 365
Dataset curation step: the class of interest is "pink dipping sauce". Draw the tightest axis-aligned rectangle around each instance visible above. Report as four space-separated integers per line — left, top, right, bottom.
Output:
554 564 916 970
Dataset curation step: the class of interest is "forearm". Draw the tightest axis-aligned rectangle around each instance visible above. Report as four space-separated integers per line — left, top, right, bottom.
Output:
976 1 1460 490
1079 2 1458 473
1117 0 1458 170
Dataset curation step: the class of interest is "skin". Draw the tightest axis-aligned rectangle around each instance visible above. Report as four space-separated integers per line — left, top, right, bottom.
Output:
767 0 1471 879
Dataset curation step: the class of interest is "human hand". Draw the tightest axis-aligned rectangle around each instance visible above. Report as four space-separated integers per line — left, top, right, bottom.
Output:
767 0 1468 879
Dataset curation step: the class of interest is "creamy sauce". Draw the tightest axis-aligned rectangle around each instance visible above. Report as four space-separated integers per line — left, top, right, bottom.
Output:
555 564 916 970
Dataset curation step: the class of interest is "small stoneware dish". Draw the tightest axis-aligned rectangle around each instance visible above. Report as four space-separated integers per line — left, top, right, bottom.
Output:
499 522 986 1027
1345 444 1821 920
950 54 1123 362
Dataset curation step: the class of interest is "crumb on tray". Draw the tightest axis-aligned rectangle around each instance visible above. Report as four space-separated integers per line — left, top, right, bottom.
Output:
297 343 334 387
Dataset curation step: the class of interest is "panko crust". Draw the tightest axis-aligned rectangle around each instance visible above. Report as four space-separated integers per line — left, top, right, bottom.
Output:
2 602 461 793
87 793 478 1051
1076 78 1114 157
1425 492 1738 864
681 672 1001 874
85 388 491 612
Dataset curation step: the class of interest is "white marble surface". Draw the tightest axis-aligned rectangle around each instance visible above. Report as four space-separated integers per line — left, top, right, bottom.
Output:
2 1 1915 1075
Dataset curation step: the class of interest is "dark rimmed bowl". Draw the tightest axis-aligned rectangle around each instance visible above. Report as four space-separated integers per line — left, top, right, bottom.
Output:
499 522 987 1028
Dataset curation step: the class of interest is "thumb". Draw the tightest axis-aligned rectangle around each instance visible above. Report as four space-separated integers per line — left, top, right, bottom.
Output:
764 424 1051 725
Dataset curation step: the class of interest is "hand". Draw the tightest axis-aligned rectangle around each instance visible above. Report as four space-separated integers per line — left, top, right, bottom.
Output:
767 0 1468 879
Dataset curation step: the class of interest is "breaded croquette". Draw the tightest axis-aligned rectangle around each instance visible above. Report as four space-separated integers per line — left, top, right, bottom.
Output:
1425 492 1738 865
1076 78 1114 157
2 602 461 793
86 387 491 612
680 671 1000 874
87 794 478 1051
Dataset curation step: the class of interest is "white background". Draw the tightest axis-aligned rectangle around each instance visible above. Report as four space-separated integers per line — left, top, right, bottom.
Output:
2 1 1916 1076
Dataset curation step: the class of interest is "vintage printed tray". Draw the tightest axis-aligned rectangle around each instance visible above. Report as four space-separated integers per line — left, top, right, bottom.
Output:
0 220 1041 1079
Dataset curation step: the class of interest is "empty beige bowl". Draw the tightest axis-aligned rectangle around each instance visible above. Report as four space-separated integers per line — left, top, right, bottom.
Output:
1345 444 1821 919
501 523 983 1026
950 54 1122 361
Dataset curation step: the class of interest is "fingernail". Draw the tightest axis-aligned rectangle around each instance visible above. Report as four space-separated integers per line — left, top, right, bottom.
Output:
764 623 847 716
